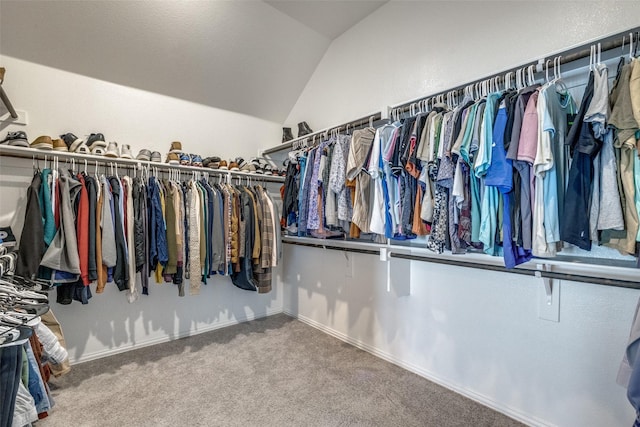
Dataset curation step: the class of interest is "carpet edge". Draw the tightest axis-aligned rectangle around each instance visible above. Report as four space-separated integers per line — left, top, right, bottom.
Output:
285 310 554 427
69 307 285 364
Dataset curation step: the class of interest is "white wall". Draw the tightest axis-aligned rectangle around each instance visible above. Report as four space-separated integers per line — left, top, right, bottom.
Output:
0 159 283 363
281 2 640 426
285 1 640 130
0 56 281 161
0 54 286 363
282 245 639 427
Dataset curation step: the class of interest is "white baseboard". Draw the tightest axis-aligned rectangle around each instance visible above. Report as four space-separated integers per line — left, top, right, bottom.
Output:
71 307 284 364
285 310 553 427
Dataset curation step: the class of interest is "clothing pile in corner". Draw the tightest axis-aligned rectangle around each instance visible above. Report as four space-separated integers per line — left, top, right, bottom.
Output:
16 171 282 304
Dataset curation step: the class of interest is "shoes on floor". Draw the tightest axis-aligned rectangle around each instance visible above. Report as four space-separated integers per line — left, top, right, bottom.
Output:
86 133 106 154
136 149 151 161
166 152 180 165
179 153 191 166
104 141 119 158
170 141 183 153
0 131 29 147
30 136 53 150
150 151 162 162
52 138 68 152
191 154 203 167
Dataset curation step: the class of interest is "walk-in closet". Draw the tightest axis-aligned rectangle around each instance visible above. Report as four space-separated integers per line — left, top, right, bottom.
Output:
1 2 640 426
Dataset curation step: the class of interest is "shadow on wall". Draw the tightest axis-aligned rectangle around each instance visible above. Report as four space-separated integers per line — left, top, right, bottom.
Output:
54 314 295 390
53 274 278 363
283 245 397 345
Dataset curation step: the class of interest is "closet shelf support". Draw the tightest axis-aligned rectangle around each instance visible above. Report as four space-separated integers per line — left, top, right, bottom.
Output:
0 68 19 119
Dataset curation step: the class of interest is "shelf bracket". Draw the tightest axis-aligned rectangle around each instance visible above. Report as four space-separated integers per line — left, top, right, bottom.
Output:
0 68 19 120
536 263 560 322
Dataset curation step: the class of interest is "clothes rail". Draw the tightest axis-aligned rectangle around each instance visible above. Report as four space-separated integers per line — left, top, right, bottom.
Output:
389 26 640 116
262 111 383 155
389 253 640 290
0 68 18 119
283 238 640 291
0 145 285 183
283 239 381 256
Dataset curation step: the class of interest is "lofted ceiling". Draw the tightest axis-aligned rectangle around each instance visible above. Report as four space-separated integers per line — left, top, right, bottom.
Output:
265 0 387 40
0 0 386 124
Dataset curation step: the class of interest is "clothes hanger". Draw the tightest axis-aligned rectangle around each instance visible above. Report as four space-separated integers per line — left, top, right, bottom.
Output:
545 59 552 83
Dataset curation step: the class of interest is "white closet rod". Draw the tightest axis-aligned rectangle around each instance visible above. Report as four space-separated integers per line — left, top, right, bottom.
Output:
0 145 285 183
262 111 382 155
389 26 640 116
282 238 639 291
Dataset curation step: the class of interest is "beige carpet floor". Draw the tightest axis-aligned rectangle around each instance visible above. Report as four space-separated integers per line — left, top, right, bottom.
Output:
40 314 524 427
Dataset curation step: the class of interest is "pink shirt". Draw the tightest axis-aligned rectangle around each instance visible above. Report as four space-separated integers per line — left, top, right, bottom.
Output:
517 90 539 163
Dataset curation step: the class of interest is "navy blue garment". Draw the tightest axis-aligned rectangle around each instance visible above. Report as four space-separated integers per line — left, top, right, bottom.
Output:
561 151 593 250
282 162 299 227
26 341 50 414
0 342 25 427
147 179 157 272
147 177 168 273
566 71 599 156
561 71 597 251
72 280 92 304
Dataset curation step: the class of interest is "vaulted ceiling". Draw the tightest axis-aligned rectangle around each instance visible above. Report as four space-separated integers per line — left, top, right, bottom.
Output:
0 0 387 123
